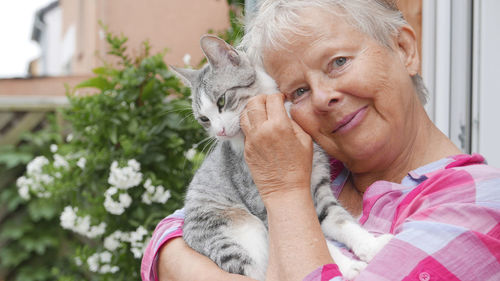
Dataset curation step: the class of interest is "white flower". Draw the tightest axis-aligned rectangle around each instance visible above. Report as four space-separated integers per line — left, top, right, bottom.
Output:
107 160 143 190
50 144 58 153
128 226 149 259
87 253 99 272
88 222 107 238
66 133 74 142
156 186 171 204
74 256 83 266
141 179 171 205
104 187 132 215
60 206 77 230
16 176 32 200
183 53 191 66
77 157 86 169
26 156 49 175
53 154 69 169
59 205 106 238
185 148 197 161
104 230 125 251
17 165 53 199
100 251 112 263
87 251 120 274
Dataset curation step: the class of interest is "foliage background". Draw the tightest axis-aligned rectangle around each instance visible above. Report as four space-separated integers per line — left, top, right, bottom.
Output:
0 1 245 280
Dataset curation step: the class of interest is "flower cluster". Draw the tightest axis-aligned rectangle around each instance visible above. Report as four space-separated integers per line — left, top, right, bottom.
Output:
141 179 171 205
128 226 149 259
16 156 53 199
77 157 86 169
104 187 132 215
60 206 107 238
87 251 119 274
108 160 143 190
103 226 149 259
103 159 143 215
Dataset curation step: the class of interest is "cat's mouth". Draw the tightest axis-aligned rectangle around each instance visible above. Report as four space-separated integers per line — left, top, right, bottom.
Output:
215 129 242 141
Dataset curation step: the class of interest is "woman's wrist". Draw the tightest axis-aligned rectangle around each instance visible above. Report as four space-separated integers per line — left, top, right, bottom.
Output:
264 186 334 280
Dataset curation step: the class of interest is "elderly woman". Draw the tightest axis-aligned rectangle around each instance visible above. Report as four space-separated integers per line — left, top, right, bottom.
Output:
141 0 500 280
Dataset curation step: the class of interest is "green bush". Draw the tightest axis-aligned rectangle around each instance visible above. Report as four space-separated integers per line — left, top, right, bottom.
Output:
4 30 205 280
1 1 245 279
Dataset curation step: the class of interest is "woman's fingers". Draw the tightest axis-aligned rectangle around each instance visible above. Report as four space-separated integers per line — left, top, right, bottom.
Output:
241 95 268 134
265 93 289 123
241 93 291 136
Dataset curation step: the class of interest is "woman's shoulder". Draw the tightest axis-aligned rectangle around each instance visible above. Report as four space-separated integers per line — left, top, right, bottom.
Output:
418 154 500 185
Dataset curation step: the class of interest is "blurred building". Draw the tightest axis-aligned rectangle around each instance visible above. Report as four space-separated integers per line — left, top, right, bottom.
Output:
0 0 230 148
28 0 230 77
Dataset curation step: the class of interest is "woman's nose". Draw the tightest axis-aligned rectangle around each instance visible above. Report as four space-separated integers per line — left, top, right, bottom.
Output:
310 87 341 113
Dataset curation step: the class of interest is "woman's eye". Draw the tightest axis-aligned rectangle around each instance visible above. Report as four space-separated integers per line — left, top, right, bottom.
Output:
332 57 348 68
291 87 310 101
199 116 209 122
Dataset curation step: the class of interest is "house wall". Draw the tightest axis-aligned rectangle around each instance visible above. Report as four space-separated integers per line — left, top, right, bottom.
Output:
59 0 230 76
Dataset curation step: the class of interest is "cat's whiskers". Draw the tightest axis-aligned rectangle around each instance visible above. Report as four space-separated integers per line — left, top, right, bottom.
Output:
178 112 197 125
199 136 218 156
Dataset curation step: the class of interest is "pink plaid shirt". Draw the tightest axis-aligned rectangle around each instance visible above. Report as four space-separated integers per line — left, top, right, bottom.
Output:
141 154 500 281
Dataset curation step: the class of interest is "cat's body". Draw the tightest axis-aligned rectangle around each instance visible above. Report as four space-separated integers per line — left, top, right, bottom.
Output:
172 35 392 280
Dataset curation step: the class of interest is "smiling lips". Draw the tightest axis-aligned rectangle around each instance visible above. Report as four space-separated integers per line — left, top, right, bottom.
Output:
332 106 368 134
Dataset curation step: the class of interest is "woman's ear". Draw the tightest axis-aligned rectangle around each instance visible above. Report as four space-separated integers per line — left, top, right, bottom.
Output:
396 25 420 76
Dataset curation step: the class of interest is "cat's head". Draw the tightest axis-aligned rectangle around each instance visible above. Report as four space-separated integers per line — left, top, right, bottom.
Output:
171 35 258 141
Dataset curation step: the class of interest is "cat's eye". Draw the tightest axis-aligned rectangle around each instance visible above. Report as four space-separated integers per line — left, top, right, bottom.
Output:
217 95 225 109
199 116 209 122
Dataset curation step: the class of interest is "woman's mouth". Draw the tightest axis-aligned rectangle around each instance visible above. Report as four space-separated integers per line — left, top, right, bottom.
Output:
332 106 368 134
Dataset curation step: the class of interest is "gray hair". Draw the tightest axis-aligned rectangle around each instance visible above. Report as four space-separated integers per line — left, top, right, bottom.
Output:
239 0 428 104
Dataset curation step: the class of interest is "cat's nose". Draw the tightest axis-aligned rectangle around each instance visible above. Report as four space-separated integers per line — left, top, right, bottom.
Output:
217 128 226 137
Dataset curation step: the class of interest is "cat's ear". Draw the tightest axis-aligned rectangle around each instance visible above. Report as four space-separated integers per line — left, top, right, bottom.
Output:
169 65 198 87
200 35 240 69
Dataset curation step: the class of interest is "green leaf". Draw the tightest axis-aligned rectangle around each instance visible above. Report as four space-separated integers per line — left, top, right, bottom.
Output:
110 127 118 144
141 79 156 100
27 200 58 221
0 220 33 240
0 246 30 267
92 66 119 77
0 151 33 169
75 77 113 91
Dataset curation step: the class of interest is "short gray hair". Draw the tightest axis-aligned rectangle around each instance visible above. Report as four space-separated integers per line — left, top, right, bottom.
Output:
240 0 428 104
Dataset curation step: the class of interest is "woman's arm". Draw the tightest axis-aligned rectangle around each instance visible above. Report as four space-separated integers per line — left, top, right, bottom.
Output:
241 94 334 280
158 238 256 281
141 210 256 281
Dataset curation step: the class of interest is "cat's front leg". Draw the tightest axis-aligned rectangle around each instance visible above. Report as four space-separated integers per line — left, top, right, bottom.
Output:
318 199 393 262
326 241 367 280
310 162 392 262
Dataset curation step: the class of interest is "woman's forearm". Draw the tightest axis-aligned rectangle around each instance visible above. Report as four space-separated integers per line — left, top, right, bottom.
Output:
264 188 334 281
158 238 256 281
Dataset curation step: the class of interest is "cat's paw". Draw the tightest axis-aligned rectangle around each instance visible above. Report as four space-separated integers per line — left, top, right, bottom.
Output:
355 234 393 262
337 259 367 280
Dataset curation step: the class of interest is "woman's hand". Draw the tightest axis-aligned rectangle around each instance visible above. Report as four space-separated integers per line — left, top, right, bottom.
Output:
158 237 256 281
241 93 333 280
240 93 313 202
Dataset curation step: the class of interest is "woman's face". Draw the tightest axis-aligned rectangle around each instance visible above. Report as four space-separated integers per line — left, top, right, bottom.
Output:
262 9 421 173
